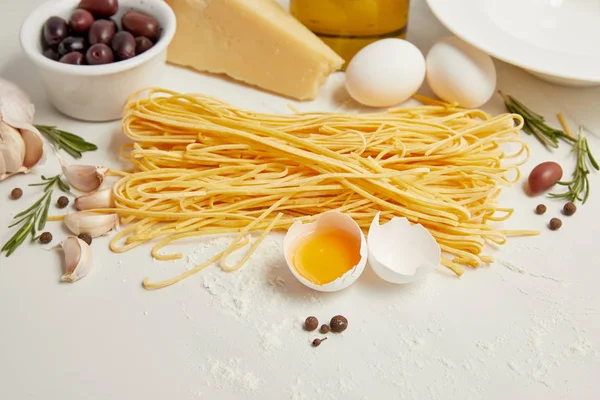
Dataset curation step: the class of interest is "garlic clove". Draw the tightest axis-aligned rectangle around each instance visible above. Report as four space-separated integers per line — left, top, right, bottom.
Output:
0 122 26 163
0 122 26 177
75 188 115 211
60 236 94 283
64 211 118 238
0 78 36 129
62 164 106 193
0 145 25 174
20 128 44 168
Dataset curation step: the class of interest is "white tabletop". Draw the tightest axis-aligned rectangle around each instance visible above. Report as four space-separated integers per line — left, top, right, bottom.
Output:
1 1 599 399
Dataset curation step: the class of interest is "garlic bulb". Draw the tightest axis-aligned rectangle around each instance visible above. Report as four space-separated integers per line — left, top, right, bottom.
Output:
75 188 115 211
64 211 118 238
0 78 35 128
62 164 106 193
0 78 43 180
60 236 94 283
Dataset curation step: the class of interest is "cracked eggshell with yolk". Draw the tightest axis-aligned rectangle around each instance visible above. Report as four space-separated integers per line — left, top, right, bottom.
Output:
284 211 367 292
368 212 441 283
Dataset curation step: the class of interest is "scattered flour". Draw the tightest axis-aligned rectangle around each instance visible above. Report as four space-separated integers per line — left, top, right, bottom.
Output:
338 376 356 393
290 378 310 400
201 358 261 393
497 258 525 274
411 337 426 350
528 273 568 284
496 258 568 284
507 361 524 374
188 235 294 321
569 336 596 356
515 243 542 252
439 357 456 369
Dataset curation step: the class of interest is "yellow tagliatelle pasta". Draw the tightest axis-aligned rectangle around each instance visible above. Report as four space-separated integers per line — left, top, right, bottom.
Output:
104 88 537 289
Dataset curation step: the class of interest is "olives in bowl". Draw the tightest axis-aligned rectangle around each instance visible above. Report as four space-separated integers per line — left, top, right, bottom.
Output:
40 0 160 66
21 0 176 121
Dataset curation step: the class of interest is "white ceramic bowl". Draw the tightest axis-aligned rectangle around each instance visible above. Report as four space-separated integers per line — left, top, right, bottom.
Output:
427 0 600 87
20 0 176 121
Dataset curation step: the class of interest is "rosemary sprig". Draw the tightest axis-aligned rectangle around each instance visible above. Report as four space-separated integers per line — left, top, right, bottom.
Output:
2 174 70 257
35 124 98 159
28 174 71 193
549 128 599 204
500 91 575 149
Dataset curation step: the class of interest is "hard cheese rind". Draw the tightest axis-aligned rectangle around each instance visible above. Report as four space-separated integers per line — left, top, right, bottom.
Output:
165 0 344 100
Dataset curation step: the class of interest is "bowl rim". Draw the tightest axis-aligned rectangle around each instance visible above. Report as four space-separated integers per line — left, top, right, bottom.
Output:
20 0 176 76
426 0 600 84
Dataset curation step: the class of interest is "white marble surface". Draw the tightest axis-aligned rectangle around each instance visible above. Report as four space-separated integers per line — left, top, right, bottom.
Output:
1 1 599 399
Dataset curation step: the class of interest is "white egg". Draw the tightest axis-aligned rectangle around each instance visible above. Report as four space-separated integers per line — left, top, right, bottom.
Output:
283 211 367 292
345 38 426 107
367 213 440 284
426 36 497 109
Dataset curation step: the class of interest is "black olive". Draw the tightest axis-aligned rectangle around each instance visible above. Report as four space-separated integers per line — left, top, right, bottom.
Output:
111 31 136 61
122 11 160 41
88 19 116 46
78 0 119 17
58 36 87 56
59 52 85 65
135 36 153 55
69 9 95 34
86 43 114 65
43 16 68 47
43 48 60 61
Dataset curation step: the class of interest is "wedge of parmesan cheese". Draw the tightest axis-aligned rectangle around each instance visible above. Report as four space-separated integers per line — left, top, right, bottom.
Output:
165 0 344 100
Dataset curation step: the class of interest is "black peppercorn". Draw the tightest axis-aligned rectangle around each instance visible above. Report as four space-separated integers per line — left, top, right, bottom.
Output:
39 232 53 244
535 204 547 215
10 188 23 200
330 315 348 333
312 337 327 347
563 202 576 216
320 324 330 334
304 316 318 331
57 196 69 208
549 218 562 231
78 233 92 245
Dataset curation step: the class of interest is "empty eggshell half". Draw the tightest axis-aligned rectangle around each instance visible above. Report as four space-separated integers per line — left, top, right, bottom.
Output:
368 213 441 283
284 211 368 292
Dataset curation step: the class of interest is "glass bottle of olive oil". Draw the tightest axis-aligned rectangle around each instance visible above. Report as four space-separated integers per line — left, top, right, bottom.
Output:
290 0 410 68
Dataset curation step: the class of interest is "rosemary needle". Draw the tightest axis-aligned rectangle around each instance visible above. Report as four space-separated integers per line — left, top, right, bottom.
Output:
500 91 575 149
35 125 97 159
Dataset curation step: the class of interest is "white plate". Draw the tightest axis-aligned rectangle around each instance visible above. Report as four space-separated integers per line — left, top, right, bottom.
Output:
426 0 600 87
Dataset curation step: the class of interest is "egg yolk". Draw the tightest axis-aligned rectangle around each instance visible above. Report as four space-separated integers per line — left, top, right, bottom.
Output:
293 229 361 285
